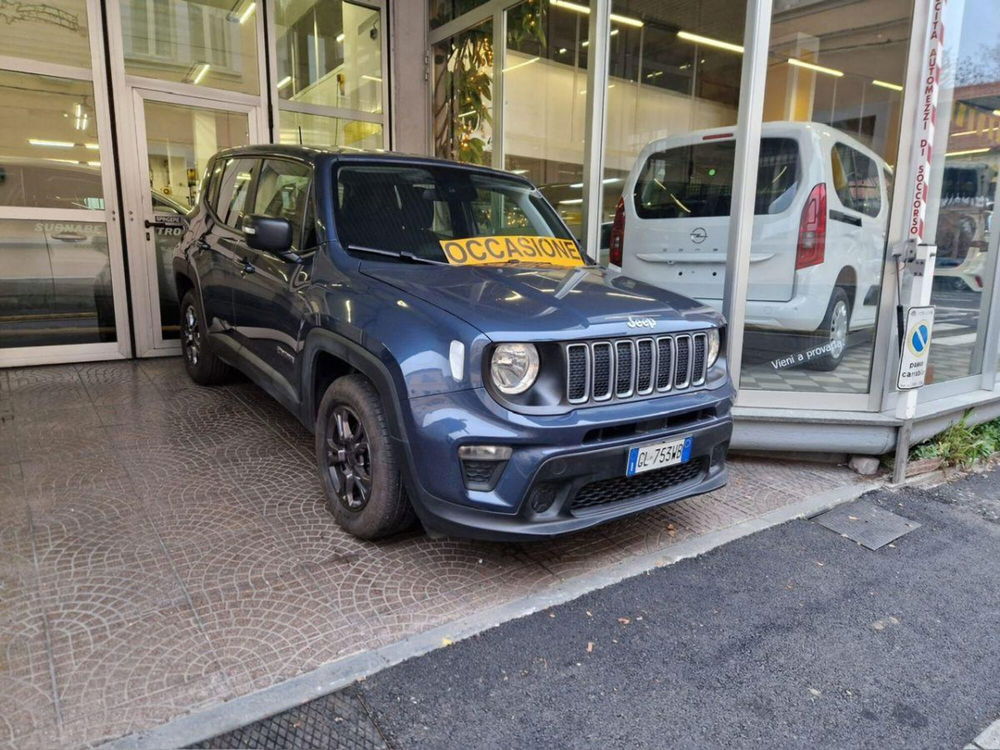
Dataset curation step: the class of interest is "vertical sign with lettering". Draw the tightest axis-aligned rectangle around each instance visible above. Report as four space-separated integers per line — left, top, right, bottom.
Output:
908 1 947 246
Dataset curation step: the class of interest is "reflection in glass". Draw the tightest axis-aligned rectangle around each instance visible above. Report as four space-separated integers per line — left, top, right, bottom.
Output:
120 0 260 95
432 19 494 166
0 0 91 69
503 0 591 241
275 1 382 114
0 220 114 347
278 110 383 151
730 0 913 394
0 71 103 210
603 0 746 271
430 0 493 30
142 101 249 338
924 0 999 384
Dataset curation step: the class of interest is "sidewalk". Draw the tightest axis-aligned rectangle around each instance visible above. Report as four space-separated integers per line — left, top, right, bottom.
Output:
1 359 869 749
207 468 1000 750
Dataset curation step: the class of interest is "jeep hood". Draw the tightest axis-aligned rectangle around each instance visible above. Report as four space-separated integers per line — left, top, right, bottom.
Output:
359 263 718 340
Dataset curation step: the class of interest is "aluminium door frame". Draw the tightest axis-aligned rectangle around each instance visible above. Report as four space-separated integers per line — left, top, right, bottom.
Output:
105 0 270 358
0 0 130 367
118 87 262 357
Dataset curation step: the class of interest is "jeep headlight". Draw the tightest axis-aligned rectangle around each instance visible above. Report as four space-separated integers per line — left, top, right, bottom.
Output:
707 328 721 367
491 343 539 395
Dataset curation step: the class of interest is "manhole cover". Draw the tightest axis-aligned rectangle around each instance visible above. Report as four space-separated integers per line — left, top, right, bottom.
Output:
813 499 921 550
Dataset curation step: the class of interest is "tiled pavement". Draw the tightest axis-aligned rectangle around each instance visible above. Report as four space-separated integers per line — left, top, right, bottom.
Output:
0 359 869 749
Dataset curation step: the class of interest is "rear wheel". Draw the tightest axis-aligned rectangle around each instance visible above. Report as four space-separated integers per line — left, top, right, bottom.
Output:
315 374 415 540
805 286 850 371
179 290 232 385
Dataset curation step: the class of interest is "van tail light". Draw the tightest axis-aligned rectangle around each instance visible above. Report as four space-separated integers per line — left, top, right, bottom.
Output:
609 197 626 267
795 183 827 270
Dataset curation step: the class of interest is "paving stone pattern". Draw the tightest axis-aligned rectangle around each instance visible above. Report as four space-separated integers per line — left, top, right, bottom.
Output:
0 359 866 749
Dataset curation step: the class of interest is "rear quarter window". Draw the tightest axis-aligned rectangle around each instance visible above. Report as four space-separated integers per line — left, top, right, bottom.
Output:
831 143 882 217
633 138 799 219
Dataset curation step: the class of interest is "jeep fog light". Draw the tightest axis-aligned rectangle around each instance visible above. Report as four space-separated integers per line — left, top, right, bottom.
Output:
491 343 539 395
458 445 513 461
707 328 720 367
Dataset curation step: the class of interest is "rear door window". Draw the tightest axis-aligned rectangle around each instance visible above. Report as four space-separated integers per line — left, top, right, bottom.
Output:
633 138 799 219
831 144 881 217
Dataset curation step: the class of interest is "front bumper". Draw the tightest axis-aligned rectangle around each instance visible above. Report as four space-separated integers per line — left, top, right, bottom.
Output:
395 385 733 541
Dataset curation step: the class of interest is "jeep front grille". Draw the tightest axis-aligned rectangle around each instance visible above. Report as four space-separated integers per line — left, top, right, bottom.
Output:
565 333 709 405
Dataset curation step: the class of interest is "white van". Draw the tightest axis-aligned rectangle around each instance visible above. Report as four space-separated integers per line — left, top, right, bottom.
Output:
610 122 891 370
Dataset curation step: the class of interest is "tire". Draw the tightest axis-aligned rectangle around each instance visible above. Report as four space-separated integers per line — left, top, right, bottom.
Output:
315 374 416 540
179 290 232 385
805 286 850 371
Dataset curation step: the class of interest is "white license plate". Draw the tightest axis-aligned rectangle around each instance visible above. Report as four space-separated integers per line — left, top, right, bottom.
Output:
626 436 693 477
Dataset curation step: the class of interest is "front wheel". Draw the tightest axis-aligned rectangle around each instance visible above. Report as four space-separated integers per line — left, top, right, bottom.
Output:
315 374 416 540
804 286 850 371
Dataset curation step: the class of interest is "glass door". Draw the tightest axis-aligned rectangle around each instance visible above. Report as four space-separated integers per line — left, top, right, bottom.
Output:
121 91 256 355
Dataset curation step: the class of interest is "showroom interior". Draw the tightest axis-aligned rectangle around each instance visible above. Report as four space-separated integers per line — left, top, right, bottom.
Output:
1 0 999 455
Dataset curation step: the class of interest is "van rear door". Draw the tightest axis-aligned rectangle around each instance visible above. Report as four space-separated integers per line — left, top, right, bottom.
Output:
622 137 801 303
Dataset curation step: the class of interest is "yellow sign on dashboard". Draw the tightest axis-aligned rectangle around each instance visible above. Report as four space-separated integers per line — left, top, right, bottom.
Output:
439 235 584 267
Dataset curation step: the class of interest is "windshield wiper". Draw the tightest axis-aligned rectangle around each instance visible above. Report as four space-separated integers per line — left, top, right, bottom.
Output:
347 244 446 265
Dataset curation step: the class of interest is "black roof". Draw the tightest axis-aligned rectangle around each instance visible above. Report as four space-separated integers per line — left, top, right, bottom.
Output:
211 144 533 185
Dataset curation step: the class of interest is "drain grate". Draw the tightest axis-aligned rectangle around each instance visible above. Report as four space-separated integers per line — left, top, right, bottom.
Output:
813 499 921 550
187 690 388 750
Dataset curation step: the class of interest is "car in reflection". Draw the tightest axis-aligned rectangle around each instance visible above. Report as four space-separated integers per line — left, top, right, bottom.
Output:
94 191 190 341
611 122 891 370
934 164 995 293
0 160 111 347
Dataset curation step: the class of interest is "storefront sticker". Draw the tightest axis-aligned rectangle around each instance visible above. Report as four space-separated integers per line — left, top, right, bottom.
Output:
897 306 935 390
439 236 584 267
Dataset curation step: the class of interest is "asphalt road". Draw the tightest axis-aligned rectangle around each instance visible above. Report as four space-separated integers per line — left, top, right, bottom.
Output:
348 469 1000 750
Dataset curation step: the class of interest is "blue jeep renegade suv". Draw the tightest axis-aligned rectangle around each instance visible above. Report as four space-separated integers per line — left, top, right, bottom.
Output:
173 146 733 541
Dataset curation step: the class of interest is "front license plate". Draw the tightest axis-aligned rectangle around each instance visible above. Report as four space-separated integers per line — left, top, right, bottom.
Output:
626 436 693 477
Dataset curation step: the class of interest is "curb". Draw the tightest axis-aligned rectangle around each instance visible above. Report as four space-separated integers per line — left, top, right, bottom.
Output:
967 717 1000 750
101 478 881 750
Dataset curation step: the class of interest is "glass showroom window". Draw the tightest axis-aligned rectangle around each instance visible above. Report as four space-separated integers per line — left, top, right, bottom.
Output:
273 1 385 149
274 0 383 114
0 0 92 69
278 111 383 151
733 0 913 396
600 0 747 287
921 0 1000 387
432 18 495 167
0 70 114 348
501 0 593 240
119 0 261 95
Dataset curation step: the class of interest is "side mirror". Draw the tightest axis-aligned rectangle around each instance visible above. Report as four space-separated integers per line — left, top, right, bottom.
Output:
243 215 300 262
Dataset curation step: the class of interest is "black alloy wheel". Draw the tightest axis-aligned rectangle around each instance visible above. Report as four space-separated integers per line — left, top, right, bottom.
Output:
315 374 416 540
324 405 373 511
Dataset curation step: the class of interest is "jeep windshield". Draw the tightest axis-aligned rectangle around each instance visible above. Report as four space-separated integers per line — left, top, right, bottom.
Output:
334 163 584 267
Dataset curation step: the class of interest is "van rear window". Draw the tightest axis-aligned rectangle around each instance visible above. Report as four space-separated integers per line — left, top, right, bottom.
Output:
634 138 799 219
